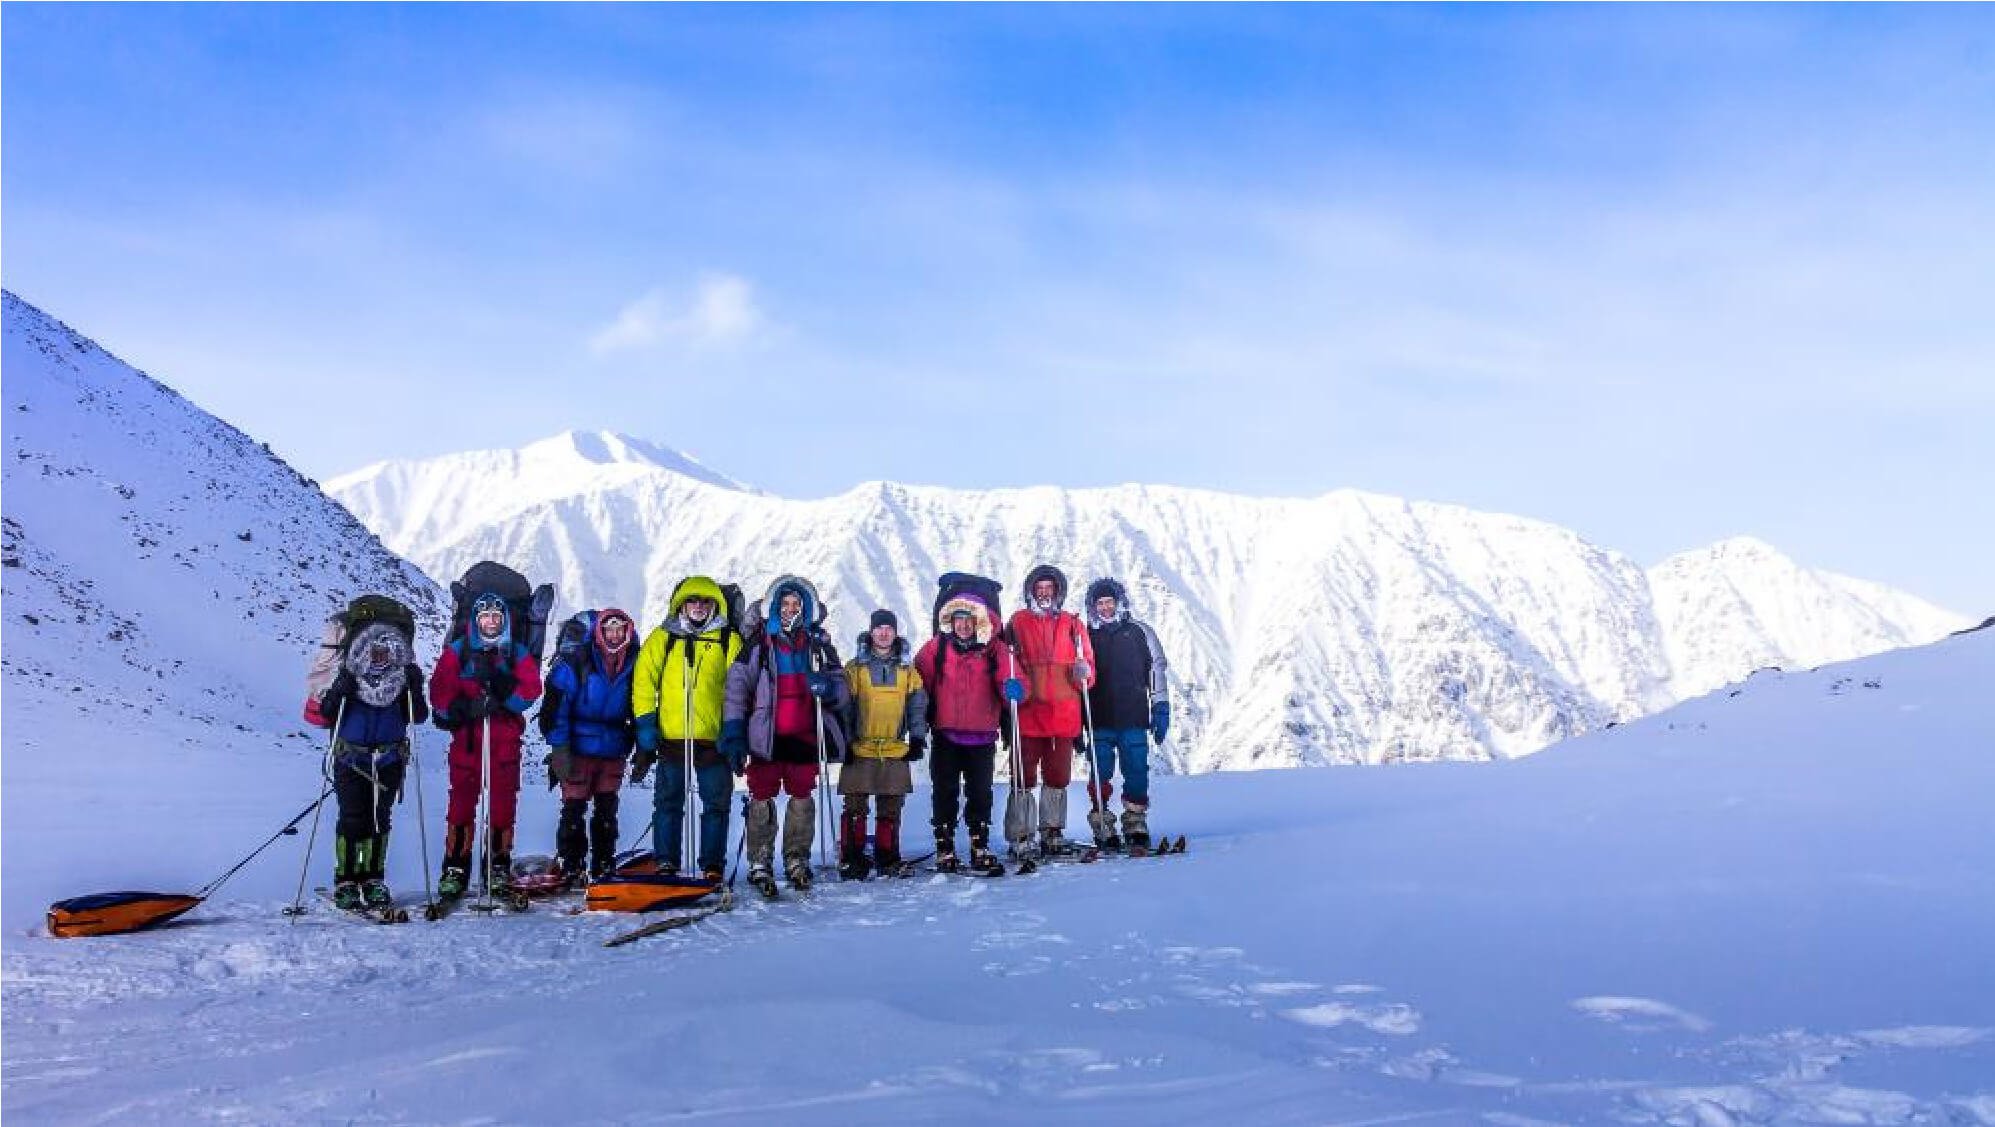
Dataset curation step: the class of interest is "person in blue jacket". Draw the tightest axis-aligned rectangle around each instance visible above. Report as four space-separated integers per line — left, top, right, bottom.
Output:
540 609 639 884
311 620 429 910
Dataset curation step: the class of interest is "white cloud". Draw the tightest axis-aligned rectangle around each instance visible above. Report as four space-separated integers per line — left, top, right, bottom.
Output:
588 273 767 355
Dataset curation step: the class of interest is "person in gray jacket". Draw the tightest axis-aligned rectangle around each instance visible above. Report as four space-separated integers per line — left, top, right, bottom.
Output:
721 575 851 896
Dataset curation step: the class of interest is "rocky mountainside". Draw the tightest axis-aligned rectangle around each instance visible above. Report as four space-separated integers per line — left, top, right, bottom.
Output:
1 290 444 731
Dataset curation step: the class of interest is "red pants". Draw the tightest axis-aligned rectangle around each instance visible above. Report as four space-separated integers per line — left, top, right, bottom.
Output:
1017 736 1074 788
746 759 820 801
447 747 522 831
559 755 625 801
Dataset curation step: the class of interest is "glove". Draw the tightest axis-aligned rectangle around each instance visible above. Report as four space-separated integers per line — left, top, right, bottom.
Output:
630 746 656 785
1002 678 1027 703
404 664 425 694
635 714 661 753
321 669 357 710
488 670 519 703
904 736 926 762
719 720 749 775
808 672 838 700
1150 700 1171 745
545 745 572 790
1072 660 1092 685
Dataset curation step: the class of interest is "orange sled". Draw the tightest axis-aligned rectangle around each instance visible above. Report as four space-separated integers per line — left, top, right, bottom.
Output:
584 874 719 913
47 892 204 938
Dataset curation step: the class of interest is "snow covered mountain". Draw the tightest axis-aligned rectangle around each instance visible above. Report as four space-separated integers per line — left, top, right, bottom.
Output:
328 435 1969 772
0 290 445 731
1650 535 1965 699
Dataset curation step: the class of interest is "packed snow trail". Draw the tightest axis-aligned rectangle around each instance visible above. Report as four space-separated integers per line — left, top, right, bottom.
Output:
8 629 1995 1124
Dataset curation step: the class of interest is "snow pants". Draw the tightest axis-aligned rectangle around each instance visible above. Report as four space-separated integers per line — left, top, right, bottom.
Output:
333 744 404 883
1087 727 1151 806
1017 736 1075 787
655 744 733 874
333 745 405 842
931 736 997 839
446 745 521 832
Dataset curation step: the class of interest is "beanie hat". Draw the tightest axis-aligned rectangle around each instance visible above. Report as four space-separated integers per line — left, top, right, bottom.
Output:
869 609 898 632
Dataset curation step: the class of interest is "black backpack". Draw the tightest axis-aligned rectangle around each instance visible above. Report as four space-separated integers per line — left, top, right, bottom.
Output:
448 561 555 662
339 594 416 651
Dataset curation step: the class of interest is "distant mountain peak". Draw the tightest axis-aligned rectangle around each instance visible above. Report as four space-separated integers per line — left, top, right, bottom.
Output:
523 430 750 489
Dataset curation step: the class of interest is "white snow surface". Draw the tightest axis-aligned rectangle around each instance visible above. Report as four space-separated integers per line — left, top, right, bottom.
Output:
328 438 1967 772
5 612 1991 1125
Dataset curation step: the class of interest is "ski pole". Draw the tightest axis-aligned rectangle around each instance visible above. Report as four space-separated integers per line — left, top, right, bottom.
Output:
407 694 436 914
1074 619 1106 841
684 648 697 876
287 699 345 918
812 643 833 871
1005 643 1027 857
475 713 495 910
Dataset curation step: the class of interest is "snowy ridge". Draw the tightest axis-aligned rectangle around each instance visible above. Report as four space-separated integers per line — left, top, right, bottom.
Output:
331 445 1967 771
0 290 445 730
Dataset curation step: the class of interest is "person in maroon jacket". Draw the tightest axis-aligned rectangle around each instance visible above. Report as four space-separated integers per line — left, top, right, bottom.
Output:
912 593 1024 876
429 593 544 898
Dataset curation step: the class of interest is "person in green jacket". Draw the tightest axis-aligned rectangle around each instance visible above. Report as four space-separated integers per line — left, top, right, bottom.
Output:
630 576 742 880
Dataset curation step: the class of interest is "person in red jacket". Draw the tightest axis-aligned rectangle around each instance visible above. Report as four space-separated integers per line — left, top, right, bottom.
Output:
912 593 1024 876
429 593 543 898
1004 564 1095 856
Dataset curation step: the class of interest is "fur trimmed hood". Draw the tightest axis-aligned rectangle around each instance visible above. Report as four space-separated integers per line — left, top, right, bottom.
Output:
1084 576 1130 627
1022 564 1069 614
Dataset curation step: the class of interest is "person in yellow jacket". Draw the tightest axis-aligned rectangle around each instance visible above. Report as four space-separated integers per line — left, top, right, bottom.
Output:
630 576 742 880
837 609 929 880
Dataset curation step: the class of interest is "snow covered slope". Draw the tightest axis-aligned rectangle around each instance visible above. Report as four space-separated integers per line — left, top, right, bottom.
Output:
0 290 445 730
5 602 1990 1125
329 437 1968 771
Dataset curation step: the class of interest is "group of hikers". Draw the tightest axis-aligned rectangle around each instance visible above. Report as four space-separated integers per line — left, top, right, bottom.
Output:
303 564 1171 910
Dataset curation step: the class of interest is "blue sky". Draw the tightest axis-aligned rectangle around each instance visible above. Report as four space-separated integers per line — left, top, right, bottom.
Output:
5 5 1991 613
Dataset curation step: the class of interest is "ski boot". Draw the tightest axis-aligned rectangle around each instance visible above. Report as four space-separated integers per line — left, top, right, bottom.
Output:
748 865 779 900
786 859 814 892
1038 827 1071 858
1121 803 1152 858
332 881 364 911
701 866 725 885
1087 808 1123 852
438 864 470 899
968 829 1006 877
838 813 873 881
933 823 961 873
969 844 1006 877
361 879 393 910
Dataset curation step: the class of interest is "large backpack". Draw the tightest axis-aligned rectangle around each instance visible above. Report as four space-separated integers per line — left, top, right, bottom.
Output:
536 609 598 739
449 561 555 662
305 594 419 703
